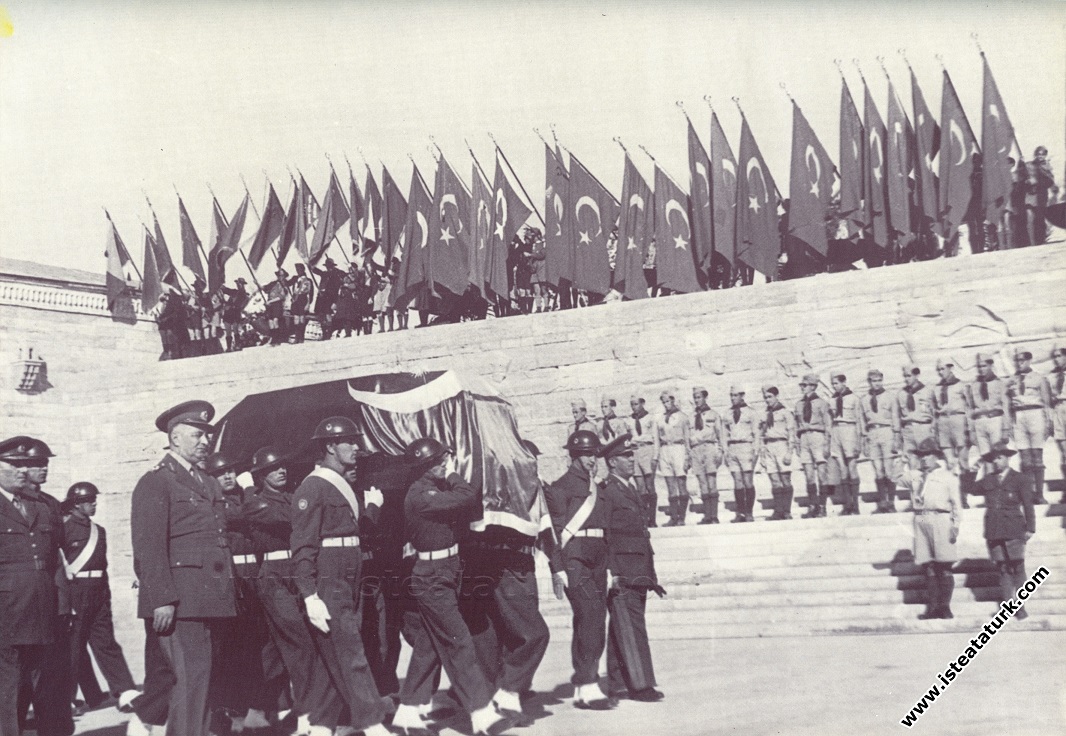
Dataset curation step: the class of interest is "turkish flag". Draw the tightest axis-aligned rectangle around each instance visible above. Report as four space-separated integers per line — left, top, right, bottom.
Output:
207 196 230 292
885 81 912 239
687 120 713 275
543 144 572 288
310 167 350 265
349 170 365 254
654 165 700 293
710 111 738 267
938 70 979 239
469 163 492 294
381 166 407 264
569 154 618 296
247 184 285 270
177 196 206 283
149 209 180 292
614 153 652 300
211 193 249 288
736 116 781 280
485 153 532 299
788 101 835 258
141 229 163 312
981 55 1016 224
392 166 432 308
839 81 866 239
427 155 471 297
911 68 940 234
862 82 889 251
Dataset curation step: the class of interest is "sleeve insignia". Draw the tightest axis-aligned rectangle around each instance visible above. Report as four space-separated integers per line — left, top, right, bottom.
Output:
297 498 309 511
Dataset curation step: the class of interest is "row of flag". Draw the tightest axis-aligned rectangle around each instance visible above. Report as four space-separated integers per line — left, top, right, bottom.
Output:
105 51 1020 315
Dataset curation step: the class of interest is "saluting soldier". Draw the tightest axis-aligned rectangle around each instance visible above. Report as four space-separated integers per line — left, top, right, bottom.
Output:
795 375 833 518
760 385 797 520
628 395 658 527
894 365 937 475
290 417 391 736
1006 348 1053 504
690 386 725 524
723 386 761 523
829 374 864 516
543 430 615 710
401 438 513 736
861 370 898 513
969 353 1011 478
61 483 138 713
0 437 73 736
1051 346 1066 504
130 400 237 736
933 357 974 508
599 435 666 705
654 390 691 526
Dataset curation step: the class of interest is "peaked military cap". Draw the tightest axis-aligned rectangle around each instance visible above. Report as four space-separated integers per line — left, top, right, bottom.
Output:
156 400 215 433
0 436 33 462
599 433 635 459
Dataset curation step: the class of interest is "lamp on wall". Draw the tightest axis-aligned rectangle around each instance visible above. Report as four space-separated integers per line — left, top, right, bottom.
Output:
13 348 49 394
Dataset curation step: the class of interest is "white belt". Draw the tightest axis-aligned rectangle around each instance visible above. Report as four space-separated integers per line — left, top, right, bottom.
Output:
417 544 458 561
232 554 258 565
263 550 291 561
74 570 104 579
322 536 360 548
573 529 604 538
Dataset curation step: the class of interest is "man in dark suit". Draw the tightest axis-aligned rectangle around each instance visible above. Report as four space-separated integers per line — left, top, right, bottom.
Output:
969 440 1037 620
130 400 237 736
543 430 614 710
599 434 666 705
0 436 73 736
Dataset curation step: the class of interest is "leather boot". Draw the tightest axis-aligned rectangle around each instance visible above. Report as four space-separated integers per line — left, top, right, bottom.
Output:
731 489 745 523
663 497 680 527
782 479 794 519
700 494 718 524
645 493 659 527
803 484 820 518
938 571 955 619
850 478 862 515
745 486 756 521
883 478 896 512
678 495 690 525
768 488 784 520
918 571 941 619
1033 465 1047 504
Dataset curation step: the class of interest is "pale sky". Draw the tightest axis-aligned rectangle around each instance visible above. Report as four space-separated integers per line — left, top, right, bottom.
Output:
1 1 1063 282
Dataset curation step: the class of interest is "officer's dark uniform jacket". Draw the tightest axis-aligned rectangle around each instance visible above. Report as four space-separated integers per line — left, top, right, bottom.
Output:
602 474 659 590
63 514 108 576
405 473 480 553
544 464 609 565
223 486 260 580
130 453 237 620
243 488 295 578
971 468 1037 541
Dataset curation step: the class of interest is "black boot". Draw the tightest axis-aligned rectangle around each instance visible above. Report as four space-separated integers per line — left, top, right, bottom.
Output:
919 572 941 619
768 488 784 520
663 497 680 527
782 479 794 519
1061 464 1066 504
1033 465 1047 504
850 478 862 515
731 489 745 523
803 485 820 518
700 494 718 524
744 487 756 521
938 571 955 619
884 478 896 512
644 492 659 527
677 495 690 525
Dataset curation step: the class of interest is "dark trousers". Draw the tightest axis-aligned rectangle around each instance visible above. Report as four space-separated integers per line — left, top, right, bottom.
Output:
75 644 107 705
360 561 403 697
213 573 282 714
310 548 386 731
563 539 608 686
410 556 492 713
132 621 177 727
461 551 550 694
156 618 219 736
398 558 442 707
3 640 73 736
606 587 656 695
257 564 320 717
68 578 135 702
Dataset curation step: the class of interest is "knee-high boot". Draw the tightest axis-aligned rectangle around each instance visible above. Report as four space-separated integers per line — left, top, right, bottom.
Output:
803 484 820 518
919 571 941 619
645 492 659 527
938 570 955 619
663 496 679 527
677 495 689 525
1033 464 1047 504
700 494 718 524
782 478 794 519
850 478 862 515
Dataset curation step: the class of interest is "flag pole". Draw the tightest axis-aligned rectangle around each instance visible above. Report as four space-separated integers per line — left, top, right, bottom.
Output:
210 182 263 299
142 194 191 290
488 132 546 226
172 184 212 278
263 171 285 266
466 139 492 189
734 96 785 205
558 141 622 207
973 37 1024 158
322 155 354 269
103 207 144 283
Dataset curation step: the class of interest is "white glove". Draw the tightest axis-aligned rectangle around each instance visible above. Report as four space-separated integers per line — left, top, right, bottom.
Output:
608 571 619 590
304 594 331 633
364 486 384 508
552 571 568 600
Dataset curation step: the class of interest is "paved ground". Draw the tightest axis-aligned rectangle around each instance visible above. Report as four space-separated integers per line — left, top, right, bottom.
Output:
68 628 1065 736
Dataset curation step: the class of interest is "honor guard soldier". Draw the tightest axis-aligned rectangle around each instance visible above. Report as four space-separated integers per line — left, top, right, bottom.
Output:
0 437 73 736
862 370 898 513
829 374 865 516
61 483 138 713
570 399 596 435
598 397 630 441
795 375 833 518
130 400 237 736
290 418 391 736
690 386 725 524
401 437 514 736
1051 347 1066 503
544 430 615 710
628 395 658 526
1007 348 1053 504
599 435 666 705
723 386 761 523
654 390 692 526
760 386 797 520
894 365 937 475
933 357 975 507
969 441 1037 620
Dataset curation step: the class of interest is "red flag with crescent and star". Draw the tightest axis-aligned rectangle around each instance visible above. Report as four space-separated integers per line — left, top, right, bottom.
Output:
349 169 365 254
469 162 492 294
427 155 471 297
862 81 889 252
938 70 979 239
141 228 164 312
654 164 700 293
104 212 133 311
247 184 285 270
381 166 407 265
687 119 713 276
736 116 781 279
177 196 206 283
485 152 532 299
209 196 231 290
911 67 940 234
148 207 181 293
788 101 835 258
569 154 618 296
839 81 866 240
210 193 249 289
981 54 1016 225
885 80 912 240
310 167 351 265
392 166 432 308
710 111 738 268
614 153 652 300
543 143 572 288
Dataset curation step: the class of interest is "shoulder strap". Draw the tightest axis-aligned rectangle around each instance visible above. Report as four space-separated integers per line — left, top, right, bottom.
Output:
560 474 599 548
309 466 360 523
67 522 100 577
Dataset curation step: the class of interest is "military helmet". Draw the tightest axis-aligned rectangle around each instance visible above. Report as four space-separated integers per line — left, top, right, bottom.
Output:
250 446 286 475
563 430 602 457
204 451 240 476
406 437 450 465
65 482 99 504
311 416 363 443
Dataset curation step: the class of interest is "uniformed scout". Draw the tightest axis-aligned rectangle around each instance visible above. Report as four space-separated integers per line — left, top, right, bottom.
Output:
654 390 692 526
861 370 898 513
969 441 1037 620
0 436 72 736
689 386 724 524
61 483 138 714
628 395 658 526
1007 348 1053 504
829 374 865 516
543 430 615 710
570 399 595 436
969 353 1010 479
130 400 237 736
1051 346 1066 503
933 357 974 507
894 365 937 475
900 439 963 620
290 417 391 736
795 375 833 518
760 385 797 520
598 397 630 441
401 437 513 736
599 435 666 705
723 386 761 523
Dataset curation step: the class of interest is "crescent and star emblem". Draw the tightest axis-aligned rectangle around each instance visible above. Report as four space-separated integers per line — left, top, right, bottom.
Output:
439 193 461 246
949 119 966 167
553 193 564 236
722 160 737 207
476 199 490 250
416 211 429 249
665 198 690 250
805 145 821 198
695 162 711 209
575 196 602 246
494 189 507 240
627 193 645 250
869 129 884 184
746 157 767 214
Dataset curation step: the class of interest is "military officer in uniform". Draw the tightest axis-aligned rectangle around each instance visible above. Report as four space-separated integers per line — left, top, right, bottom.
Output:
861 370 898 513
933 358 974 508
969 353 1010 479
543 430 614 710
654 391 691 526
599 435 665 705
290 417 391 736
1051 346 1066 503
61 483 138 713
795 375 833 518
690 386 724 524
760 385 797 520
0 436 73 736
829 374 864 516
723 386 761 523
1006 348 1053 504
969 441 1037 620
130 400 237 736
401 437 512 736
628 395 658 527
598 397 630 441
